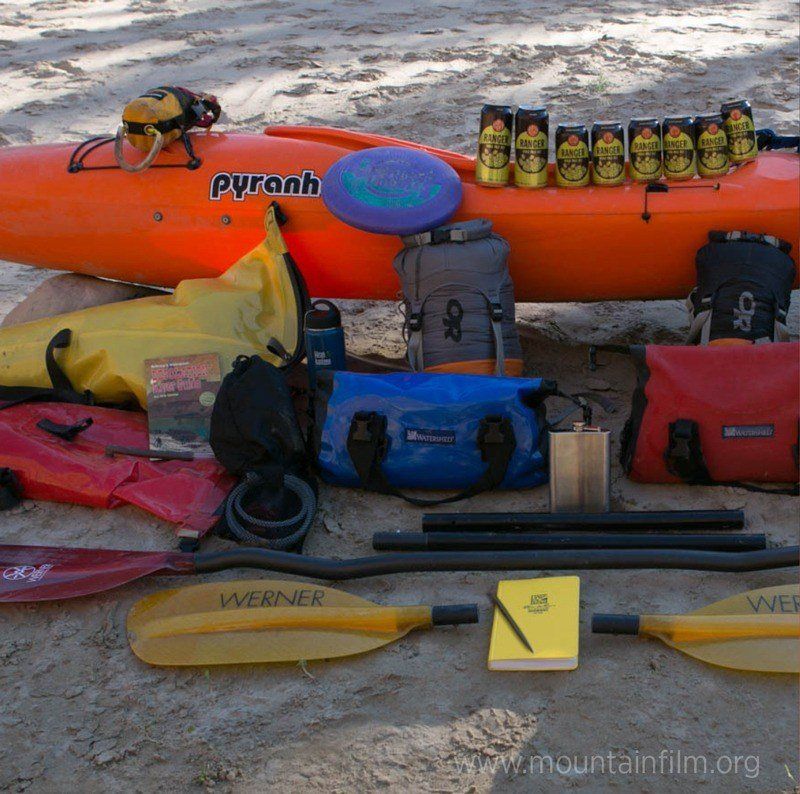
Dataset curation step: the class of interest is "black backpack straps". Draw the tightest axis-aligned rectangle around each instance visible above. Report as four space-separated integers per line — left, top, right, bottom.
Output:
346 412 516 506
0 329 94 411
400 219 493 247
664 419 713 484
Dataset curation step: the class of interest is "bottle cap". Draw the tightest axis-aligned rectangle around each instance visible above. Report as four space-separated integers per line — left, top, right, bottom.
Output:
305 299 341 330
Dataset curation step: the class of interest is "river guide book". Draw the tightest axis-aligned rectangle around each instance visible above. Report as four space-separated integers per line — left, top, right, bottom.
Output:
146 353 221 457
488 576 580 671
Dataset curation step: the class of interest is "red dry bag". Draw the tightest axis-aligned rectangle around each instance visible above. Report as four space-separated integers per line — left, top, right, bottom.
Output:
0 402 234 538
619 343 799 488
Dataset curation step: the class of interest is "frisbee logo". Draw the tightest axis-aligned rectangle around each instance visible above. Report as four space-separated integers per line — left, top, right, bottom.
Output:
3 564 52 582
209 169 321 201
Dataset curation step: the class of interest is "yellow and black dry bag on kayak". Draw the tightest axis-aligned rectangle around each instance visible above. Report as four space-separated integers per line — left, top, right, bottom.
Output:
116 86 221 172
0 203 307 408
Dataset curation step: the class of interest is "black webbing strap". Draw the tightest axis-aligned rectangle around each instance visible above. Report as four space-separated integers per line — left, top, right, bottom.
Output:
0 329 94 410
36 417 93 441
707 229 792 255
45 329 77 392
665 418 799 495
123 117 184 137
756 128 800 152
664 419 712 484
0 468 21 510
346 411 516 506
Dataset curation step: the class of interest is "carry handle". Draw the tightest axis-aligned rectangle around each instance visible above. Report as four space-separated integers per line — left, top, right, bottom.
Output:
346 412 516 507
114 124 164 173
547 392 593 428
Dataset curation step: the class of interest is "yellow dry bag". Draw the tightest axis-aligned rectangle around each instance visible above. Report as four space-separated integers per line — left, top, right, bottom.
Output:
0 203 307 408
116 86 220 172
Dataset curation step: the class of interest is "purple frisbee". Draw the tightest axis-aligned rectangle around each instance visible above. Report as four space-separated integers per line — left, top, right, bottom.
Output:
321 146 463 235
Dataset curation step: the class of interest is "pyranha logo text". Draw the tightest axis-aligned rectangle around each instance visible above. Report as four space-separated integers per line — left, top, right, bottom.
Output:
209 169 321 201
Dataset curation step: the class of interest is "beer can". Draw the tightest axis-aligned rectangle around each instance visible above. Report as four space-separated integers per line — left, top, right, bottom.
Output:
514 106 549 188
628 118 663 182
590 121 625 186
721 99 757 164
662 116 696 180
695 113 729 177
555 123 590 188
475 104 513 186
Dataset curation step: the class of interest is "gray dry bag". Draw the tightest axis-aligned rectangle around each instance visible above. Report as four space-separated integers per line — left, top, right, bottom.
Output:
687 231 795 345
393 219 522 376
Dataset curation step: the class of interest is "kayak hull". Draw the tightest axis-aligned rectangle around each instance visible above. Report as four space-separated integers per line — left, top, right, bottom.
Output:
0 126 797 301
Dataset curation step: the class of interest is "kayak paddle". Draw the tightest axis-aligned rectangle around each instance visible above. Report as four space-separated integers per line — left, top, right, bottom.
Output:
0 543 797 603
592 584 800 673
127 579 477 666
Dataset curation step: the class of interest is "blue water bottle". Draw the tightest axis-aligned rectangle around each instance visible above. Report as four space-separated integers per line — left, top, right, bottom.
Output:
304 300 346 388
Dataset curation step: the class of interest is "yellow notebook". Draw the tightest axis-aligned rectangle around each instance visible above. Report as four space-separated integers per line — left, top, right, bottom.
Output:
488 576 580 671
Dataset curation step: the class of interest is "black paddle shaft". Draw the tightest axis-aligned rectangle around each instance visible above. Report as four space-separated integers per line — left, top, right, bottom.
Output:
421 510 745 533
373 532 766 552
191 546 799 580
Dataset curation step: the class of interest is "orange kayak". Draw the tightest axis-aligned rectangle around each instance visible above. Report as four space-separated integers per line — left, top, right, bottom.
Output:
0 125 797 301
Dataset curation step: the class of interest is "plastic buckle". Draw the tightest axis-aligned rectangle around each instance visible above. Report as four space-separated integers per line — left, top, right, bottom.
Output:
408 313 423 333
670 421 693 460
490 303 504 322
351 412 376 443
479 416 507 446
350 412 389 463
430 228 450 244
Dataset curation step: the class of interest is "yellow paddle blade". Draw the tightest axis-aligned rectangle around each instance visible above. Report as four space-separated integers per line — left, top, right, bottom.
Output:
646 584 800 673
127 579 435 667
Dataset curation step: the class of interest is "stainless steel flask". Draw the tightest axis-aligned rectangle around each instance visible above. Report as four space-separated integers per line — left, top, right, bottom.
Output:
549 422 610 512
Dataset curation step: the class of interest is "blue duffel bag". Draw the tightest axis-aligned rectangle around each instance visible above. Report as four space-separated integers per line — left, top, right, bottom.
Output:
313 371 556 504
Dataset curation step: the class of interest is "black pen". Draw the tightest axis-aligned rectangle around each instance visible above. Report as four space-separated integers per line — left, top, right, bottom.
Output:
488 590 534 654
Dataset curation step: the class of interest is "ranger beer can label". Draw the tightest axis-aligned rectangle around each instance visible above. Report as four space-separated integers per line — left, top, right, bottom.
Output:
476 104 513 186
514 106 548 188
555 123 589 187
628 118 662 182
662 116 696 180
721 99 757 163
591 121 625 186
695 114 729 177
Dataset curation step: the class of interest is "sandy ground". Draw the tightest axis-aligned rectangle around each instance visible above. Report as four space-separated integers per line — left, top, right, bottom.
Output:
0 0 799 791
